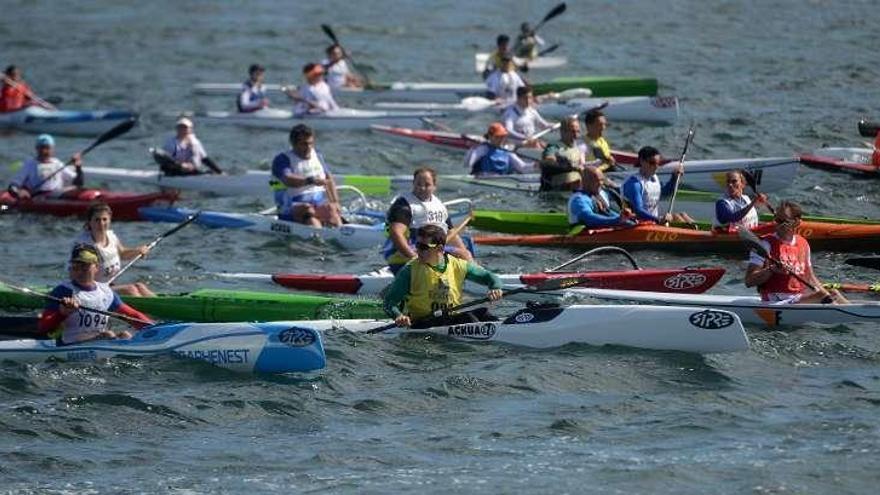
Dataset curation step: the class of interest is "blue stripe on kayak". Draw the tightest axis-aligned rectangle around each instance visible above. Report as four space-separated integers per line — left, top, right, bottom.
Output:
138 207 257 229
23 110 138 124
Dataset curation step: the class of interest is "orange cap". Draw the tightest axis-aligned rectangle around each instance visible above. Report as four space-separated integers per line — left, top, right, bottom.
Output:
487 122 508 137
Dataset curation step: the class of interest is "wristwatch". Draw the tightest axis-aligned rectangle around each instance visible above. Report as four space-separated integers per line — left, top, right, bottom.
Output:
305 176 315 186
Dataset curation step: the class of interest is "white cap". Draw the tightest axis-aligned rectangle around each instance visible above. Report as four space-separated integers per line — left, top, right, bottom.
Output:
176 117 193 128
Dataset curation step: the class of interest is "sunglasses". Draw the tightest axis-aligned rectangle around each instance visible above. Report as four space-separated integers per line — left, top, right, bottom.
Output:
416 242 441 251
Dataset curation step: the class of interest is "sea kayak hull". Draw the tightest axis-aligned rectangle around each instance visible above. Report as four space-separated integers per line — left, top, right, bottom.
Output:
0 321 326 373
0 189 178 220
0 107 139 137
800 148 877 175
197 107 445 131
474 52 568 72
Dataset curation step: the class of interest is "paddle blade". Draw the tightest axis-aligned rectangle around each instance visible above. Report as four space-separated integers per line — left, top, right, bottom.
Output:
845 257 880 271
858 119 880 138
321 24 339 45
541 3 567 24
737 227 767 256
538 43 561 56
81 117 138 155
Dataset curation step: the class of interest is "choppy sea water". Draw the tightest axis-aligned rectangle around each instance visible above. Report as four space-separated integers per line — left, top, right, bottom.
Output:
1 0 879 493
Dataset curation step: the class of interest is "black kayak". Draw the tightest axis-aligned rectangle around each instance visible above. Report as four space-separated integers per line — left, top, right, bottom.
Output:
845 257 880 270
0 315 41 340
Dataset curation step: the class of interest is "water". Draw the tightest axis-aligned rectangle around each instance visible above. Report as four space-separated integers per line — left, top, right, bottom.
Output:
2 0 880 492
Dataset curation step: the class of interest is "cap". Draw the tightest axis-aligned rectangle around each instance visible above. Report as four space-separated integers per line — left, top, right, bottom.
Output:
487 122 508 137
70 244 100 265
35 134 55 148
303 63 325 78
176 117 193 128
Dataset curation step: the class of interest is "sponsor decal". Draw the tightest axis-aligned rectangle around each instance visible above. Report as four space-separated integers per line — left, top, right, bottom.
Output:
173 349 250 365
514 312 535 323
663 272 708 291
270 222 292 234
66 350 97 362
278 327 317 347
447 322 497 340
689 310 735 330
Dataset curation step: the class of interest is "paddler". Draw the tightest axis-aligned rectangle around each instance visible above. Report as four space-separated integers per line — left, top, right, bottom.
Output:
73 203 155 297
383 224 503 328
38 244 154 345
463 122 534 176
321 44 363 89
569 166 636 229
7 133 82 200
501 86 553 148
484 55 527 108
270 124 342 228
513 22 544 60
481 34 511 79
383 167 473 274
621 146 695 224
582 108 617 172
712 170 768 231
1 65 51 112
237 64 270 113
285 63 340 116
745 200 847 304
539 116 591 191
158 117 223 175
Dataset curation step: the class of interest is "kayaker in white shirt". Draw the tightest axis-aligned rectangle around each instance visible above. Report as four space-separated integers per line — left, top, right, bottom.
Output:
285 63 340 116
485 55 527 107
501 86 553 147
159 118 222 175
321 44 363 89
712 170 768 231
237 64 269 113
7 133 82 200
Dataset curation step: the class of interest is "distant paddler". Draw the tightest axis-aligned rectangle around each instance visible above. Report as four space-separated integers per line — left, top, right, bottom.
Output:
501 86 553 148
270 124 342 228
513 22 545 60
383 224 503 328
156 117 223 175
1 65 53 112
484 55 527 108
383 167 473 274
745 200 847 304
622 146 695 225
539 116 593 191
463 122 534 176
581 108 617 172
7 133 82 200
712 170 769 232
237 63 270 113
321 44 363 90
481 34 512 80
568 166 636 229
74 203 155 297
284 63 340 116
38 244 154 345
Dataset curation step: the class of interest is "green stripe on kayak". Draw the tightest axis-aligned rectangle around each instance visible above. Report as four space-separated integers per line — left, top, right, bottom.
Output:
533 76 659 97
337 175 393 196
0 285 384 322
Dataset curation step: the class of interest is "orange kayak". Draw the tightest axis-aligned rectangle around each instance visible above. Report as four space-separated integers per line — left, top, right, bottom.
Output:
474 222 880 252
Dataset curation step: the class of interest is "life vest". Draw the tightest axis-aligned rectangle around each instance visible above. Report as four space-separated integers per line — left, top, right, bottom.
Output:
404 254 468 320
57 281 116 344
757 234 810 300
712 193 759 230
473 146 513 175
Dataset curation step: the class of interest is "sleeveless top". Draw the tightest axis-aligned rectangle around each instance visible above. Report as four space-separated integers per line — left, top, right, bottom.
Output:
755 234 811 300
55 281 117 344
75 230 122 283
712 193 758 230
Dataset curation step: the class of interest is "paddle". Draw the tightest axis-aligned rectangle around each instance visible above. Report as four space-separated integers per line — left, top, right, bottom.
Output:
823 282 880 294
844 257 880 271
0 279 152 326
320 24 371 87
665 125 696 219
367 275 583 334
108 211 201 284
741 169 775 215
30 117 138 193
537 43 561 57
532 3 567 33
737 227 819 291
1 74 57 110
546 246 641 272
446 212 473 242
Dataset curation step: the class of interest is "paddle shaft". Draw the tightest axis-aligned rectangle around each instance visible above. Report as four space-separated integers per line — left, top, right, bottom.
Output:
0 280 152 326
320 24 371 86
666 126 696 216
1 74 56 110
108 212 201 284
741 169 775 215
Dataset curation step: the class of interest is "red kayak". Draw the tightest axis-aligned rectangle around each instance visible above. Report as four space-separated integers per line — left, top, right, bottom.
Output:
800 148 878 176
270 268 725 295
0 189 179 220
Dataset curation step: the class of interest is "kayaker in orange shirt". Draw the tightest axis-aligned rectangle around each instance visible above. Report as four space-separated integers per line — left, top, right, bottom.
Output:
1 65 51 112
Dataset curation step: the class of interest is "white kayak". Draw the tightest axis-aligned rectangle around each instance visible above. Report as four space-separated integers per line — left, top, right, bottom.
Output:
564 288 880 327
298 304 750 354
0 107 139 137
474 52 568 72
0 321 326 373
375 95 679 125
196 107 446 131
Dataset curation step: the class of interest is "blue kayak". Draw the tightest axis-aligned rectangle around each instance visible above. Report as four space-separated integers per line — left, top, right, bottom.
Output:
0 106 139 137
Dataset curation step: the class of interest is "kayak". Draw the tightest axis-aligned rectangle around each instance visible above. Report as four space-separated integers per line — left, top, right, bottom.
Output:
0 321 326 373
474 52 568 72
0 107 139 137
370 125 800 193
196 107 446 131
227 267 725 295
137 203 471 251
192 76 660 100
471 209 880 235
858 119 879 138
0 284 385 322
375 96 680 125
845 257 880 270
565 288 880 328
473 221 880 252
0 189 178 220
799 148 877 175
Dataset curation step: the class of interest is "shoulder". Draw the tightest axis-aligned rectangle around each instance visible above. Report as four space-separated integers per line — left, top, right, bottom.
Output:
271 151 291 169
49 283 74 299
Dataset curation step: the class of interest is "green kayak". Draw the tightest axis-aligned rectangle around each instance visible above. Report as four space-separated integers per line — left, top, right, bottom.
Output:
472 209 880 235
0 285 384 323
365 76 659 98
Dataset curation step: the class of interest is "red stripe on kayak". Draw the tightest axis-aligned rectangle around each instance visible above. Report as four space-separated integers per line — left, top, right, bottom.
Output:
799 154 880 175
0 189 179 221
271 274 364 294
519 268 725 294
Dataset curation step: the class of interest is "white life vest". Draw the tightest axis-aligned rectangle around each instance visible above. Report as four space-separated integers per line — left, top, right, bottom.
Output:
294 81 339 115
712 193 759 229
59 281 116 344
322 58 350 89
633 173 662 217
403 192 448 231
75 230 122 283
276 150 327 203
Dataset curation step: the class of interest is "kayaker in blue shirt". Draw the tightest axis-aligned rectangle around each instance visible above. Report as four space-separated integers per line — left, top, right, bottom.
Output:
463 122 534 176
621 146 694 225
712 170 768 232
569 166 636 229
237 64 269 113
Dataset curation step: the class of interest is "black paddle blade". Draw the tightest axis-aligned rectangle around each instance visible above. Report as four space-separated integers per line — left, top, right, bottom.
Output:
737 227 768 256
845 257 880 271
321 24 339 45
542 2 567 23
538 43 561 56
858 119 879 138
82 116 138 155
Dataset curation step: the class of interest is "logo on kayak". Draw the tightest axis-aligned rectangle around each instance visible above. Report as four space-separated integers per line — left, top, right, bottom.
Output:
688 310 735 330
270 222 292 234
447 322 496 340
663 272 707 291
278 327 317 347
514 312 535 323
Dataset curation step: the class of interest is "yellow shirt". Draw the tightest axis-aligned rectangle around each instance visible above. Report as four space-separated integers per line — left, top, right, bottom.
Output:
404 255 469 320
585 136 613 172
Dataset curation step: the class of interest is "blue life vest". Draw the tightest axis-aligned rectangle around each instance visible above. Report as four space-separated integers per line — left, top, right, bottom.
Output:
473 146 512 175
